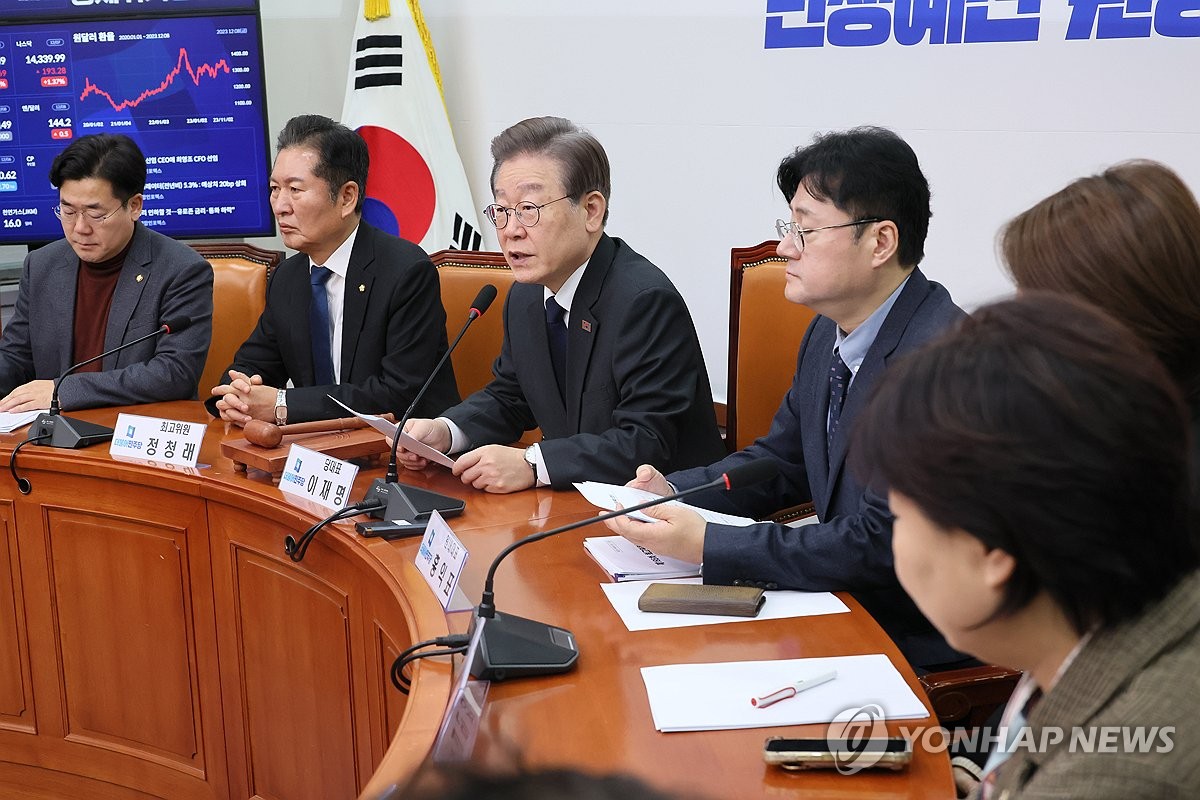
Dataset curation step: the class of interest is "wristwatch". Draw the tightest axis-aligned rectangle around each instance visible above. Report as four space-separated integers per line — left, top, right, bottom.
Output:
274 388 288 426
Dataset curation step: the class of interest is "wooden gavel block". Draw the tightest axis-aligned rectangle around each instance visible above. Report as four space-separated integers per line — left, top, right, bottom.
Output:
220 414 396 478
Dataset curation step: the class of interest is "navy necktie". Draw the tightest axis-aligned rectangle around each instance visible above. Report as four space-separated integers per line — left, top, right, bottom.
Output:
545 296 567 398
827 348 851 457
309 266 336 386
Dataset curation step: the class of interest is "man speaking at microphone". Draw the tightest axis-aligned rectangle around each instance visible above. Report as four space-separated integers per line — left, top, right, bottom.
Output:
208 115 458 425
0 134 213 412
396 116 724 493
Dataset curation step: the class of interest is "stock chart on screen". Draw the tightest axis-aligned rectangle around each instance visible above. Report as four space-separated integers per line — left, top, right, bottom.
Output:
0 3 273 245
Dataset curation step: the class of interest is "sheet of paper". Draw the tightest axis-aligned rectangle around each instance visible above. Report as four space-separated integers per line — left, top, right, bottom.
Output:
574 481 757 526
327 395 455 468
0 410 44 434
640 654 929 732
600 577 849 631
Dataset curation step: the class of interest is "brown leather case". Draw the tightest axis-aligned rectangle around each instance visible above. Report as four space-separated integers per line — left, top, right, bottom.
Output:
637 582 766 617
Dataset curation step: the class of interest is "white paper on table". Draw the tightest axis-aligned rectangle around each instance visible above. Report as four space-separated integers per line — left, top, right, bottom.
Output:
327 395 455 468
600 577 849 631
574 481 757 526
640 654 929 732
0 410 44 433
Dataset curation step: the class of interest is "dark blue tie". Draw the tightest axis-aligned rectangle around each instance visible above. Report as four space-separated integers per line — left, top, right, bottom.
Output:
545 296 567 398
827 348 851 457
309 266 336 386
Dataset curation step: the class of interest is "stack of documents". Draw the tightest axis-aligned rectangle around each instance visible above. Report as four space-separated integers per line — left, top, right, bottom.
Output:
0 410 43 434
574 481 758 526
583 536 700 582
641 654 929 732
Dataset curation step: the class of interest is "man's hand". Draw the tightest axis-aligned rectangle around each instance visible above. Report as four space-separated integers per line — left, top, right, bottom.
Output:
453 444 535 493
0 379 54 412
210 370 274 424
625 463 672 496
393 418 452 470
602 504 706 564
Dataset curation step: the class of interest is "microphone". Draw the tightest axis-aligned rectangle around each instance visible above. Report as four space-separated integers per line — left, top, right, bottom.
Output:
27 315 193 450
469 458 780 681
363 284 498 523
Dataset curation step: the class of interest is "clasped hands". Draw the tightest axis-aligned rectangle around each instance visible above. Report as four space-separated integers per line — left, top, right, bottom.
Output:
210 369 279 424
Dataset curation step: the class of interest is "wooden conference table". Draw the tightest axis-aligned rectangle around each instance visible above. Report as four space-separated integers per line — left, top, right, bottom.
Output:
0 402 951 799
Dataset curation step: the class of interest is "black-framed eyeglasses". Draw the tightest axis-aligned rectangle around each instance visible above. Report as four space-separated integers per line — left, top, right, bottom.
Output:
483 195 570 229
54 203 126 225
775 217 883 252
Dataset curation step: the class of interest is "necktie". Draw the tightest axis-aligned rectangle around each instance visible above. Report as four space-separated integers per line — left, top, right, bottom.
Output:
545 296 567 398
827 348 851 457
310 266 336 386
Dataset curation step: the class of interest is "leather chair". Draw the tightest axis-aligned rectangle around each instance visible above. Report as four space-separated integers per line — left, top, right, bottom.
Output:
727 241 817 453
430 249 515 400
190 242 282 397
921 665 1022 728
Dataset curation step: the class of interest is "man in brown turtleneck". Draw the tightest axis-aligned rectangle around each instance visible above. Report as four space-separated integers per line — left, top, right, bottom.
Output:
0 134 213 412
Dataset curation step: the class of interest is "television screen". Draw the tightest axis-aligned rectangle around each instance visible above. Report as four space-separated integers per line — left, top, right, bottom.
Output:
0 3 273 246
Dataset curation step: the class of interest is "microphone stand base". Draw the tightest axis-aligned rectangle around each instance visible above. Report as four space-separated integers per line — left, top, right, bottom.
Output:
469 609 579 681
29 413 114 449
363 478 466 522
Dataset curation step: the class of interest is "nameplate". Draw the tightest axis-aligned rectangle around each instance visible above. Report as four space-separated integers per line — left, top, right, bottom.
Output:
416 510 470 611
278 444 359 511
110 413 205 467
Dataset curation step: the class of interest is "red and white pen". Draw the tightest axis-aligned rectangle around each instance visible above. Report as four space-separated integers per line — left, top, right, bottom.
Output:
751 669 838 708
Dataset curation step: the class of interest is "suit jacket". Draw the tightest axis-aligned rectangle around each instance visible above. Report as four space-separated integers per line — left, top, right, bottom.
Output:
445 233 725 487
205 222 459 423
985 570 1200 799
669 268 965 669
0 222 213 409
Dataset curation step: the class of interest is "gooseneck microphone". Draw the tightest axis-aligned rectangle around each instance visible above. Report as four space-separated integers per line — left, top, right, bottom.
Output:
363 284 498 523
28 315 193 450
11 316 194 494
470 458 780 681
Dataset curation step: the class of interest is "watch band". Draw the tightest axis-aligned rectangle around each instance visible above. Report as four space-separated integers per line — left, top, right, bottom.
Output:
274 388 288 427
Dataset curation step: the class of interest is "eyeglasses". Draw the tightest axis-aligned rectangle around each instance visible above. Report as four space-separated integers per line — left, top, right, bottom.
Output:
483 195 570 229
54 203 126 225
775 217 883 252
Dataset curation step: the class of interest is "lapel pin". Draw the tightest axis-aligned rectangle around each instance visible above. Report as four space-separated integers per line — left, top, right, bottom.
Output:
581 320 592 332
359 284 366 292
136 274 144 282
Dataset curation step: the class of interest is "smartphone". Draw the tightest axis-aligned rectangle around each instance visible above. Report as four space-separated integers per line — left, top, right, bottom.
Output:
762 736 912 771
354 519 427 540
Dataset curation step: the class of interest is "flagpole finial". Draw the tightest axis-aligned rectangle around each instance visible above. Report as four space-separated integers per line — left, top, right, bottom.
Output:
365 0 390 21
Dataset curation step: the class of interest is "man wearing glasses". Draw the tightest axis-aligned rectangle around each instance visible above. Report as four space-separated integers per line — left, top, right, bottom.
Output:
396 116 723 493
605 127 968 671
0 134 212 412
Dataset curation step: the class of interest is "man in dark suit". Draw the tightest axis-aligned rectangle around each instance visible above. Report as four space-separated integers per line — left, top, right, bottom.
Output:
208 115 458 425
0 134 212 411
606 127 967 670
397 116 723 493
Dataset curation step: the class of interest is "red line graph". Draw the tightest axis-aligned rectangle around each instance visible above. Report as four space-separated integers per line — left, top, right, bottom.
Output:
79 47 231 112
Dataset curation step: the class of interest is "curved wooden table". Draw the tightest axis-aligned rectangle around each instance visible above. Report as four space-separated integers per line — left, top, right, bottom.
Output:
0 402 951 799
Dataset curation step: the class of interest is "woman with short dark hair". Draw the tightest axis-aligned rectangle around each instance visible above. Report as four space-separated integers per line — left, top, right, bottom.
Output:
853 293 1200 799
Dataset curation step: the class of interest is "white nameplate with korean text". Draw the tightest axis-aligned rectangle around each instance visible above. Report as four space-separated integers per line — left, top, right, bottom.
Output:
415 510 471 611
110 413 205 467
277 443 359 511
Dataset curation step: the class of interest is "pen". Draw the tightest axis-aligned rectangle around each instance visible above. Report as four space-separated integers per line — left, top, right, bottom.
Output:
751 669 837 708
